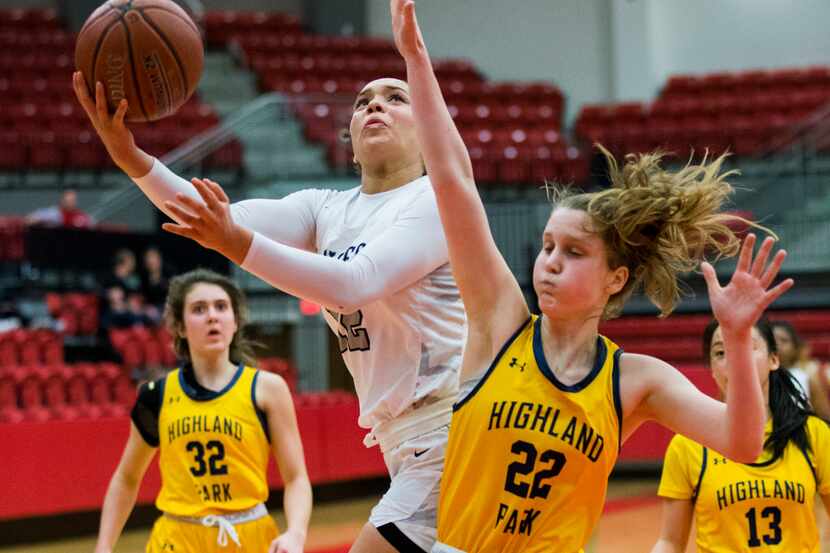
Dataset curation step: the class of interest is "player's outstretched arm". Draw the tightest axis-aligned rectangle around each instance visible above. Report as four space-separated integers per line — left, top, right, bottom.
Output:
390 0 528 338
258 373 311 553
627 235 792 462
94 424 157 553
163 179 448 313
74 71 322 251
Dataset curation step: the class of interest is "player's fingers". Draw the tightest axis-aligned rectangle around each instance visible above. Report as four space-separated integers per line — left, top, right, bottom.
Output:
113 98 129 128
735 233 756 274
761 278 794 310
164 200 200 226
204 179 230 204
72 72 97 119
192 179 221 210
749 236 774 277
95 81 109 122
700 261 721 295
759 249 787 290
161 222 196 239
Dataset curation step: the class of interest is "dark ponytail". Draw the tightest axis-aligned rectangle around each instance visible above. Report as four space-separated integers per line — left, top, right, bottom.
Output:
702 318 813 461
766 367 812 460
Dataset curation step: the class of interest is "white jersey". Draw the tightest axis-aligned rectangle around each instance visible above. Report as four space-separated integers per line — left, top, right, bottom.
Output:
133 162 466 438
307 178 466 430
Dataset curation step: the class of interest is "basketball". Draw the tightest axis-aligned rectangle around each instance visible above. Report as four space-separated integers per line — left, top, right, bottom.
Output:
74 0 204 122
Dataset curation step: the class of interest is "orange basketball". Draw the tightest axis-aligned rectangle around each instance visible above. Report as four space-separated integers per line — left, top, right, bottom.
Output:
74 0 204 122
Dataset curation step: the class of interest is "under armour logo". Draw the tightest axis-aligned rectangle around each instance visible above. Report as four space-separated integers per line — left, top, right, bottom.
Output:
509 358 526 371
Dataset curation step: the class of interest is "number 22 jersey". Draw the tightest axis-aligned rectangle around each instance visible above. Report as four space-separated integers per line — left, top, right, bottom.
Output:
436 315 623 552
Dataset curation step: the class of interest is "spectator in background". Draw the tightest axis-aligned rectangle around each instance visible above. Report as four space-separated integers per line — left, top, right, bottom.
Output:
25 189 93 228
103 249 141 295
140 246 169 322
772 319 830 420
100 249 146 331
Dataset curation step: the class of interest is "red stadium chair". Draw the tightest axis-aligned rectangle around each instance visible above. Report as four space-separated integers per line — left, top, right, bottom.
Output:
0 406 24 423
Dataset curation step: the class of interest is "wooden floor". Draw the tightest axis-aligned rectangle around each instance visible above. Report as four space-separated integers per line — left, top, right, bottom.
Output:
3 478 828 553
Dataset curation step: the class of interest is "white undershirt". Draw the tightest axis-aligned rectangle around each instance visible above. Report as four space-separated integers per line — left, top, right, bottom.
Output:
133 159 466 435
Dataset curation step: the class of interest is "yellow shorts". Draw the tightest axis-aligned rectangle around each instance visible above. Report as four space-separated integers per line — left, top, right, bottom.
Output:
146 512 279 552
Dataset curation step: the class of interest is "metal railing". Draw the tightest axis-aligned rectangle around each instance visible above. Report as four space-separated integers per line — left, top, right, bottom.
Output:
88 93 355 222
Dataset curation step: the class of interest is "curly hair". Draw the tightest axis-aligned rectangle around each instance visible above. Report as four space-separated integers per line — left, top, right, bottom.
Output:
163 268 257 367
551 146 770 319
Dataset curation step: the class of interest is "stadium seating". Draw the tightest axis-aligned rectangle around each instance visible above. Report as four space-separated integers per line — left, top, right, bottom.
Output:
575 66 830 160
0 9 231 176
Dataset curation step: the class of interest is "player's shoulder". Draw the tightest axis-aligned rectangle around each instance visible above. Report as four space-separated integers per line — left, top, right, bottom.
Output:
667 432 704 458
252 369 291 410
806 414 830 442
397 175 439 210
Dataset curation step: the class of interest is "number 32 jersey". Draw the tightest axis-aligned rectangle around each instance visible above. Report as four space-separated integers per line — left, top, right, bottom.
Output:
153 365 271 517
436 315 622 553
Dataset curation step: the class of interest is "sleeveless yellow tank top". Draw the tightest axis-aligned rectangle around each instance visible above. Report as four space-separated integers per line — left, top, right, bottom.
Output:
437 315 622 552
659 416 830 552
156 365 271 517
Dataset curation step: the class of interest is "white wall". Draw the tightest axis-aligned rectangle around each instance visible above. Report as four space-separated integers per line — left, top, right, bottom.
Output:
366 0 613 122
610 0 656 101
367 0 830 121
647 0 830 81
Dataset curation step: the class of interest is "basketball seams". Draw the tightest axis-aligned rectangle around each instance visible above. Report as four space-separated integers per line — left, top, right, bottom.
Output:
79 2 114 36
119 16 151 121
141 6 200 36
136 8 190 107
88 12 121 100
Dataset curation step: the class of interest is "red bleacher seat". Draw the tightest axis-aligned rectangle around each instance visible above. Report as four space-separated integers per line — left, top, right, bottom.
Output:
0 376 15 408
0 406 23 423
113 375 136 405
19 369 45 409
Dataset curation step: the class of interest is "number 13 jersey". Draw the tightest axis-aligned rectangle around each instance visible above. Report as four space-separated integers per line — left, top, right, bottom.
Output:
436 315 622 553
659 416 830 553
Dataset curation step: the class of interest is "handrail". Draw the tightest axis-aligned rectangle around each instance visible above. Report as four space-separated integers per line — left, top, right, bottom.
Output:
89 92 278 221
89 92 353 221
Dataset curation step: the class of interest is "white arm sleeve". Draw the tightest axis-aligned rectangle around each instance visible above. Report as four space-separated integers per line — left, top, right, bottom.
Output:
131 157 328 250
241 189 449 313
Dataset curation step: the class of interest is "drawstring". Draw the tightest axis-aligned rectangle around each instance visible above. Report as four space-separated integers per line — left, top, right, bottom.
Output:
201 514 241 547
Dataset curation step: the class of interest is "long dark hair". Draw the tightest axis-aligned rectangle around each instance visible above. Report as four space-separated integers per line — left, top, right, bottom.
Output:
702 318 812 461
163 268 257 367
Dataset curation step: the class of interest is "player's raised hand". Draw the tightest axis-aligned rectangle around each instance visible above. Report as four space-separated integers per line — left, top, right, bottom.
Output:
161 177 253 265
702 234 793 335
72 71 152 177
391 0 426 61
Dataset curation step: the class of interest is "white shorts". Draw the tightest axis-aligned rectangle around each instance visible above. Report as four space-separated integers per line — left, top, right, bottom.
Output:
370 425 448 552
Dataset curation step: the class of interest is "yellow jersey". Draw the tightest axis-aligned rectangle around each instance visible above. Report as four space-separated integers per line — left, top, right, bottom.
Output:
436 315 623 553
658 416 830 552
153 365 272 517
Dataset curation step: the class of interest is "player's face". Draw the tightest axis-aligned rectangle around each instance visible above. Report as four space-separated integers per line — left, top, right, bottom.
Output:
709 325 780 398
533 208 627 319
350 78 421 169
181 283 238 358
772 326 798 367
